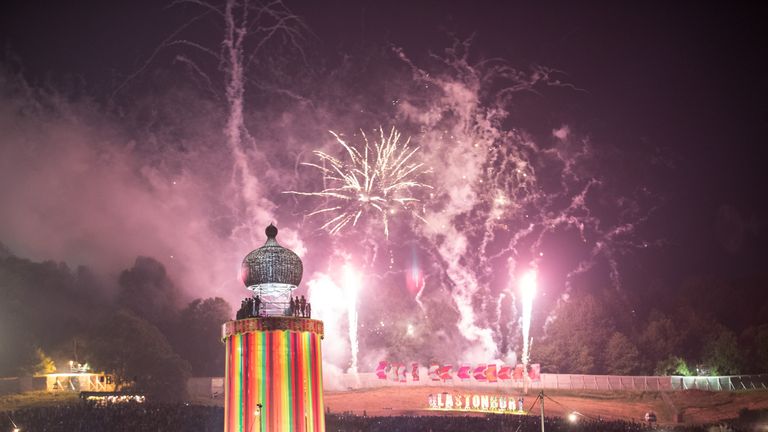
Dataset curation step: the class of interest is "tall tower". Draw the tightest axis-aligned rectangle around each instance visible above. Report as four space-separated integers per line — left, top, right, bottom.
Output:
223 224 325 432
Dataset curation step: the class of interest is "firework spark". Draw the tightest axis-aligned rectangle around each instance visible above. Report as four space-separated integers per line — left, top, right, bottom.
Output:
343 263 361 373
286 126 431 237
519 269 537 366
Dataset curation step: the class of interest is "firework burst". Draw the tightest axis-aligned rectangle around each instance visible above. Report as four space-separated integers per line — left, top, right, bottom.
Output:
286 126 432 237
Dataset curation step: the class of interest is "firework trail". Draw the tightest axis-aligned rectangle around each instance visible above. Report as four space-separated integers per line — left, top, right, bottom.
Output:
285 126 432 238
343 264 361 373
394 41 647 363
519 269 536 365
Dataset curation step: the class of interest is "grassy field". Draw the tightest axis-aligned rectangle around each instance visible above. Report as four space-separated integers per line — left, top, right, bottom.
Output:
0 391 79 412
324 386 768 425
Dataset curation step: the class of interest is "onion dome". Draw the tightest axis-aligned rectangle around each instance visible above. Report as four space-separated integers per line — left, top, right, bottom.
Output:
241 224 303 289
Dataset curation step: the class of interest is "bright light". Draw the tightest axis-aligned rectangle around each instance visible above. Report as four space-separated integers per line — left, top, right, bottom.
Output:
519 269 537 365
406 323 415 336
568 412 578 423
520 270 537 299
343 263 361 373
307 275 348 365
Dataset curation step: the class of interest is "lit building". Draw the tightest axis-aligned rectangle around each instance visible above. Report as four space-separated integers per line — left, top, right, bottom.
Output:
223 224 325 432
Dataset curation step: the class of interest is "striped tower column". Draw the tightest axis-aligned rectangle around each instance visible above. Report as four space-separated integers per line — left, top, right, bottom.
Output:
223 317 325 432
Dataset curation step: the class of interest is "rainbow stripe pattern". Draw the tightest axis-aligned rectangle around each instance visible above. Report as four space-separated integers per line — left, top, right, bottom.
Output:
224 319 325 432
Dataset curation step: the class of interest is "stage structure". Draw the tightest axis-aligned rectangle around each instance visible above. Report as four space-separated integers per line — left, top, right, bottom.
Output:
223 224 325 432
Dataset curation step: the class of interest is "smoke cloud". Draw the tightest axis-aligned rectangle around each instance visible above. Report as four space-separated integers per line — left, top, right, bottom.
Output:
0 34 649 374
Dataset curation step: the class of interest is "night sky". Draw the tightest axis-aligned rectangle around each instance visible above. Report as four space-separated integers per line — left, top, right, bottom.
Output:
2 1 767 368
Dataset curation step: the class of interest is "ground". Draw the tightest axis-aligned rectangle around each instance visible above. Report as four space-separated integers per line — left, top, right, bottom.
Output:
322 386 768 425
0 391 79 411
6 387 768 426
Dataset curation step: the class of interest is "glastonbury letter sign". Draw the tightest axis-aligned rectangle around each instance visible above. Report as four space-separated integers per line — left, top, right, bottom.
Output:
376 362 541 383
428 392 527 414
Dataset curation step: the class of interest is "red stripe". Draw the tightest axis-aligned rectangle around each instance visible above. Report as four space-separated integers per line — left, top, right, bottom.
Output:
311 334 319 429
267 331 274 432
297 333 304 432
228 337 234 431
244 334 250 432
292 332 300 431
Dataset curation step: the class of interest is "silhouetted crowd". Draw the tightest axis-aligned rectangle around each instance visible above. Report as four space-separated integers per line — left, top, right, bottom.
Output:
326 413 651 432
325 413 743 432
2 403 223 432
3 405 749 432
236 295 261 319
235 295 312 319
289 295 311 318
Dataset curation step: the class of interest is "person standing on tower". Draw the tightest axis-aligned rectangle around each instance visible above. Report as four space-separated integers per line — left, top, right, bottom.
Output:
254 295 261 317
300 296 307 317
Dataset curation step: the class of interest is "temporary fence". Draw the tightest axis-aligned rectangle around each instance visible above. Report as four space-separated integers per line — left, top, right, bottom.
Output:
671 374 768 391
328 372 768 392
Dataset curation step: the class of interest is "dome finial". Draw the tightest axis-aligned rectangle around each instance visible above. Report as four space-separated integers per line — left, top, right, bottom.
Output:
265 223 278 239
242 222 303 290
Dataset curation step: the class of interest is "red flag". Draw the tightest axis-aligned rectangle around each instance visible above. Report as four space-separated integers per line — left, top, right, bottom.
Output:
428 364 441 381
513 364 524 381
528 364 541 382
376 361 389 380
457 365 471 380
473 364 487 381
438 365 453 381
498 365 512 380
485 364 498 383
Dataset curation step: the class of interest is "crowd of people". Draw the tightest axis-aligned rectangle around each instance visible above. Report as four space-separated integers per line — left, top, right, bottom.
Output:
289 295 311 318
234 295 312 319
326 413 666 432
235 295 262 319
2 403 223 432
2 404 748 431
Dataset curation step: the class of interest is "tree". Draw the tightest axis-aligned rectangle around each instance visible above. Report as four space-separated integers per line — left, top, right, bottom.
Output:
0 256 102 376
171 297 232 377
655 355 693 376
88 310 191 402
536 294 615 374
638 310 683 373
117 256 182 328
741 324 768 373
700 325 742 375
605 332 641 375
29 348 57 375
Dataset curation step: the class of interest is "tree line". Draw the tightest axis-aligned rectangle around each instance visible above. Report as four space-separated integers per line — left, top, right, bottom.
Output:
2 246 766 403
535 285 768 376
0 248 230 402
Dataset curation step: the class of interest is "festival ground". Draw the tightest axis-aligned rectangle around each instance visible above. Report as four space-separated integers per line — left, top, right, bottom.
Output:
184 385 768 425
5 386 768 426
321 387 768 425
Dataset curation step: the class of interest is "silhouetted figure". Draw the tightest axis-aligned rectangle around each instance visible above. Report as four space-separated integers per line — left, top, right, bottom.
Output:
306 302 311 318
289 296 296 316
644 411 657 427
300 296 307 317
254 295 261 317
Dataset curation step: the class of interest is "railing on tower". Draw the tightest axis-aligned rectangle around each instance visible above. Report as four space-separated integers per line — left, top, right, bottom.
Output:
236 282 311 319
